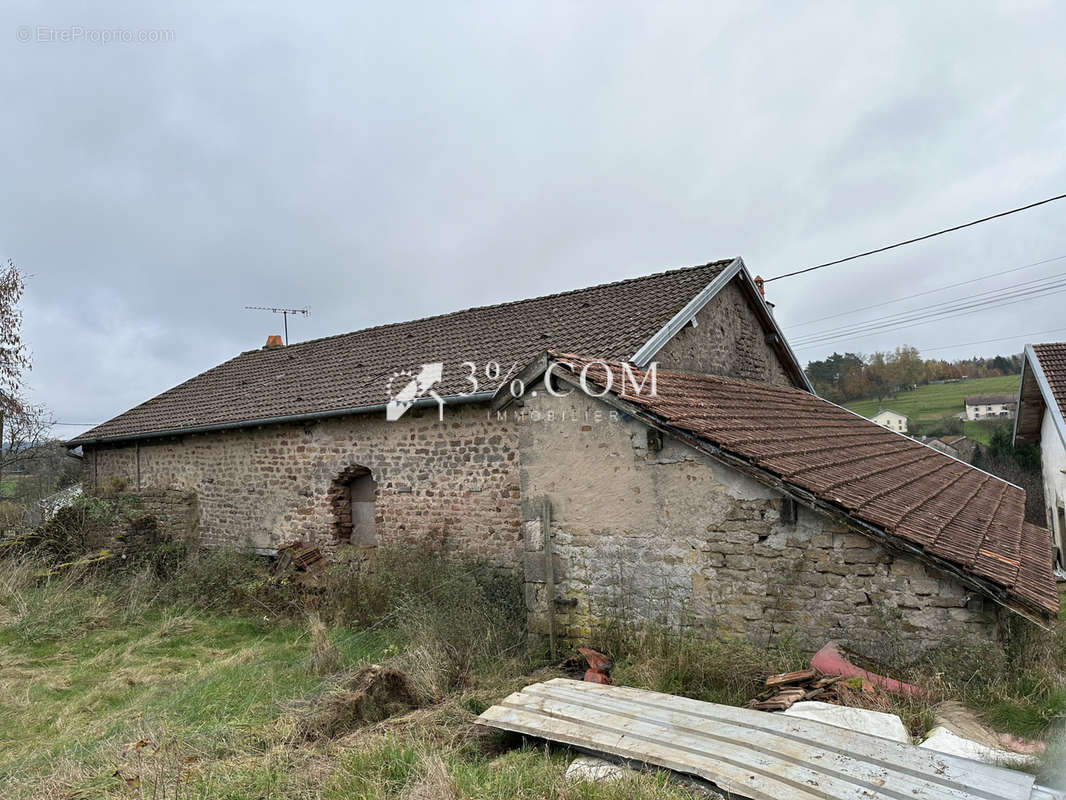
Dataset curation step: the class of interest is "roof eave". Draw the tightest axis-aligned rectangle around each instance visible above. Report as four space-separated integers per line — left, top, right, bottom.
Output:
66 391 496 448
1015 343 1066 450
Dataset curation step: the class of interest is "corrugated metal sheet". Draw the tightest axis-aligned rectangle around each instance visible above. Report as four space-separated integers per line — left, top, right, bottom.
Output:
476 679 1036 800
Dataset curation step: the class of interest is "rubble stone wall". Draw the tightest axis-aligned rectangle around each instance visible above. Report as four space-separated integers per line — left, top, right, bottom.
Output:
653 278 793 387
83 404 524 564
517 385 1000 655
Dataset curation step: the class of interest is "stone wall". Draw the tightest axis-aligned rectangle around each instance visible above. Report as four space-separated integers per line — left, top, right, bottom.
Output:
653 278 793 387
517 385 1000 655
66 487 199 553
84 403 523 564
132 488 200 543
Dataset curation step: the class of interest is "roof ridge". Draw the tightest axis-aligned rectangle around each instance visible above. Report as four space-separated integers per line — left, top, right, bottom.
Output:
240 260 735 356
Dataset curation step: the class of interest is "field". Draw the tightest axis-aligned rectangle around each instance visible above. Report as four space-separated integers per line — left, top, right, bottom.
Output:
845 374 1020 423
1 543 1064 798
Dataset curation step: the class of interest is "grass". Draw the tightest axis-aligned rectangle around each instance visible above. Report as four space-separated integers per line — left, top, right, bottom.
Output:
845 374 1020 421
0 549 717 799
1 545 1064 797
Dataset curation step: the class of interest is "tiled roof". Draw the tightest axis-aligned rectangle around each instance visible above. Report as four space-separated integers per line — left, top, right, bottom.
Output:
549 353 1058 618
1016 342 1066 447
72 261 737 443
1032 342 1066 420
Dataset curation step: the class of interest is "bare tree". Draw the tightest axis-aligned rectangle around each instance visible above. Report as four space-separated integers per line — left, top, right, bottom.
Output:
0 261 48 499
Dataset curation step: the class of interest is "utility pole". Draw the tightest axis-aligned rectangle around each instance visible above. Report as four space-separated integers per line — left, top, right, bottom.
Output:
243 306 310 345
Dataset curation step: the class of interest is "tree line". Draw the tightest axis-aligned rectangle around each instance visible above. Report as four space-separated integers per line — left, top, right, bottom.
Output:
804 346 1022 404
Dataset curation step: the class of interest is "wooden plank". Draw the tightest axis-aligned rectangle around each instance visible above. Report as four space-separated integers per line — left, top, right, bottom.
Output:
765 668 816 687
476 679 1033 800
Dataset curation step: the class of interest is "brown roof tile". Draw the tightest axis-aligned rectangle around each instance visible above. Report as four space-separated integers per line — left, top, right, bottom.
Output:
73 261 737 443
1032 342 1066 420
550 353 1059 618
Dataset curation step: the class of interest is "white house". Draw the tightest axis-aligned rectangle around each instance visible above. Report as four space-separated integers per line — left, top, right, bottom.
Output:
1013 342 1066 568
964 394 1016 420
871 409 907 433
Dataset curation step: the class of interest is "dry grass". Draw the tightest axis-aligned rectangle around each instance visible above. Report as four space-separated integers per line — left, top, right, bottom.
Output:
309 612 342 675
401 754 460 800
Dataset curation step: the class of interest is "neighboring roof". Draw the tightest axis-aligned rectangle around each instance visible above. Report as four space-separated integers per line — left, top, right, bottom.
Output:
940 436 968 445
539 353 1058 619
1014 342 1066 449
964 394 1016 406
72 258 810 445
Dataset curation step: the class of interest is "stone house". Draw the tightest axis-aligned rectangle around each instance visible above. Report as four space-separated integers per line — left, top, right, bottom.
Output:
1014 342 1066 569
69 258 1058 651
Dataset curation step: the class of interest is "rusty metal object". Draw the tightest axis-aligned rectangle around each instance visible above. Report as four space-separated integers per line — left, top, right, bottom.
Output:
577 647 612 684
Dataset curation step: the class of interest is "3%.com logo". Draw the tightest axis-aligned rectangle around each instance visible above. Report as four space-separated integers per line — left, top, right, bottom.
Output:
385 363 445 422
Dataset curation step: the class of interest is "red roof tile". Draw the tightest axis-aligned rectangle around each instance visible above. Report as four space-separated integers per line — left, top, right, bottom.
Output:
550 353 1059 618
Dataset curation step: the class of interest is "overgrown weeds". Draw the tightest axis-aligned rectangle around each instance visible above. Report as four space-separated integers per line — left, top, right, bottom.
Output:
908 619 1066 739
596 621 808 707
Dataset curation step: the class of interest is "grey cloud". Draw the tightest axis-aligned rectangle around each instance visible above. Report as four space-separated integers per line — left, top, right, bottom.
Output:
2 1 1064 440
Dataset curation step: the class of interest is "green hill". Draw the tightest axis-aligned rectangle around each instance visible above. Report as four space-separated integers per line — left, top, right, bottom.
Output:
844 374 1020 424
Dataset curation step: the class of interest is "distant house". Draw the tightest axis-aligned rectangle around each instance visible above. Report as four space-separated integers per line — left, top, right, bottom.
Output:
871 409 907 433
1014 342 1066 567
964 394 1016 420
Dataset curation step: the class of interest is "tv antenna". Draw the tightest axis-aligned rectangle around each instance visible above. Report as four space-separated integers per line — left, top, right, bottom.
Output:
244 305 309 345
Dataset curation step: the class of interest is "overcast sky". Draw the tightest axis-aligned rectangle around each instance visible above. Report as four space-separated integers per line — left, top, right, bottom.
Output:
3 1 1065 439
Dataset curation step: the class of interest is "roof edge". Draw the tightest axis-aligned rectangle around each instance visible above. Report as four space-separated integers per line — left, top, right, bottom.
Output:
629 257 814 393
630 257 743 367
67 391 495 448
1016 343 1066 450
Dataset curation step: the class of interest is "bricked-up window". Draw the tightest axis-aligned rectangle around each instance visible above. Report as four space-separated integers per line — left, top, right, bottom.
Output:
329 466 378 545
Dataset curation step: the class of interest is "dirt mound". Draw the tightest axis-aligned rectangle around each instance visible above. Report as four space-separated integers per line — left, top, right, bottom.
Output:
300 664 420 739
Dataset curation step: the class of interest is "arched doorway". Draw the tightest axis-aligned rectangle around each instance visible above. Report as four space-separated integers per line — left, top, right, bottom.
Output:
329 465 378 546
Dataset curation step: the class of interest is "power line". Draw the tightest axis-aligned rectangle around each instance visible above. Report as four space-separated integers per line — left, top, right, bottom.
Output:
765 192 1066 283
791 273 1066 346
913 326 1066 354
792 281 1066 349
786 254 1066 328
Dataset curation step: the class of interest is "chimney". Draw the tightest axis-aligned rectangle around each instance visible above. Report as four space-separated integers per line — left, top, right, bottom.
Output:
264 334 284 349
754 275 775 313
